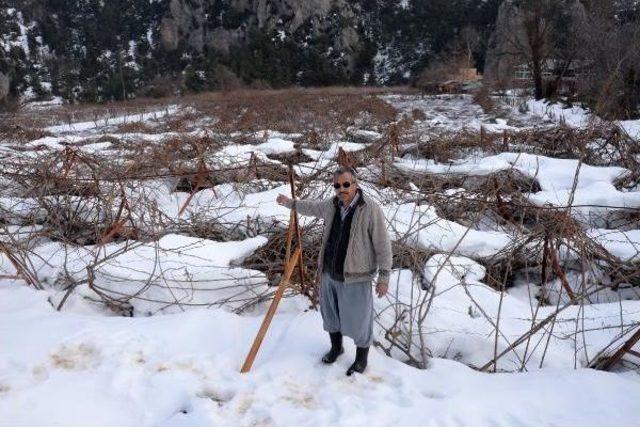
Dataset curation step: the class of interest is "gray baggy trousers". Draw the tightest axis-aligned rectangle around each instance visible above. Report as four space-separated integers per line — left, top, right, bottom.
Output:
319 272 373 348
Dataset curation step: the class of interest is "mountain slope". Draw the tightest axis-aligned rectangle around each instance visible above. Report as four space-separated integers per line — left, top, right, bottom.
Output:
0 0 501 101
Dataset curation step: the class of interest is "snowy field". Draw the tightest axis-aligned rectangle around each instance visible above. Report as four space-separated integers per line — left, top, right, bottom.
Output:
1 91 640 426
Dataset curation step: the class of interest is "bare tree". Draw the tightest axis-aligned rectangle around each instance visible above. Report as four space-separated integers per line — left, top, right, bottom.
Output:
459 26 481 65
486 0 586 99
578 1 640 118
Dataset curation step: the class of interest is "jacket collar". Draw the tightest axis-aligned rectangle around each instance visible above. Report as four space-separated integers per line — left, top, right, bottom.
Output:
333 188 366 208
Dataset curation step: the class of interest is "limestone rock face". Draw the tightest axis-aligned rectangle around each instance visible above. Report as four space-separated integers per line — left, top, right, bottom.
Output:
160 0 206 51
159 0 361 60
483 1 523 87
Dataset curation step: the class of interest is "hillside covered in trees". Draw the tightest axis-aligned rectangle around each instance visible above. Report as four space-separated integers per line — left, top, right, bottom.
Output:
0 0 501 101
0 0 639 119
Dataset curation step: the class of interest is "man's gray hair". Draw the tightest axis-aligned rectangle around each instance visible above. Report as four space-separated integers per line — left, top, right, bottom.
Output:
333 166 357 182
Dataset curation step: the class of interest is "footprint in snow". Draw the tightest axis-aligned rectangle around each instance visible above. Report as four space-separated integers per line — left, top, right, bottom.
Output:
49 342 101 370
196 386 236 406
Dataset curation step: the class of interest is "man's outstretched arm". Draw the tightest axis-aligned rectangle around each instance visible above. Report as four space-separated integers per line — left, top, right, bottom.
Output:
276 194 328 219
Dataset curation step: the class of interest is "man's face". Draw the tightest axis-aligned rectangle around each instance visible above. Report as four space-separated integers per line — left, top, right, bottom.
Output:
333 172 357 204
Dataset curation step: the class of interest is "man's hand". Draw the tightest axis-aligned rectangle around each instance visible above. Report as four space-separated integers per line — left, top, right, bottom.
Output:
375 281 388 298
276 194 291 206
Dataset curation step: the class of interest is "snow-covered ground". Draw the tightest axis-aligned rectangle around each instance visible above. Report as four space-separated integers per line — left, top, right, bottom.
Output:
1 94 640 426
2 283 640 427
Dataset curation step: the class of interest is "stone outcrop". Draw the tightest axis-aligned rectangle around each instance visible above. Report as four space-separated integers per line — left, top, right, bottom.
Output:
159 0 206 51
159 0 361 63
484 1 523 87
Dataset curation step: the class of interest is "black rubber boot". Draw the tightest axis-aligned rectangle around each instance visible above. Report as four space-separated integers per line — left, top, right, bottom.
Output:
346 346 369 376
321 332 344 364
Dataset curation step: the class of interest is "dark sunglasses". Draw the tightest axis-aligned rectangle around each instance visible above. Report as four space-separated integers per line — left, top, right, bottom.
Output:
333 182 352 189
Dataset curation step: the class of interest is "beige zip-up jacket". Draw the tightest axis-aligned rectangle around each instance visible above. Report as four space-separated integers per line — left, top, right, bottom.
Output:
284 190 392 284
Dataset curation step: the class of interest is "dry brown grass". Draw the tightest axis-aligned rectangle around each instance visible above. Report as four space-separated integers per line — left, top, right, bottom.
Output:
115 121 157 134
185 86 405 134
1 87 411 143
0 122 52 143
401 130 496 163
1 98 177 131
472 86 496 114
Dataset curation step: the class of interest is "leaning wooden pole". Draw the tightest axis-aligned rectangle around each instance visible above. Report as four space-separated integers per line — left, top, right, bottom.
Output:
240 245 301 373
287 163 306 293
285 210 294 262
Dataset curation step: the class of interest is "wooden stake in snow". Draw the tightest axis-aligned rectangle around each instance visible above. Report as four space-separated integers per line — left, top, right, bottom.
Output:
240 245 301 373
287 163 307 299
241 165 305 373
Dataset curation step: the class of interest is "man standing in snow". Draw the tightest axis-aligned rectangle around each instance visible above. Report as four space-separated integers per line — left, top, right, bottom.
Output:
276 167 392 376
